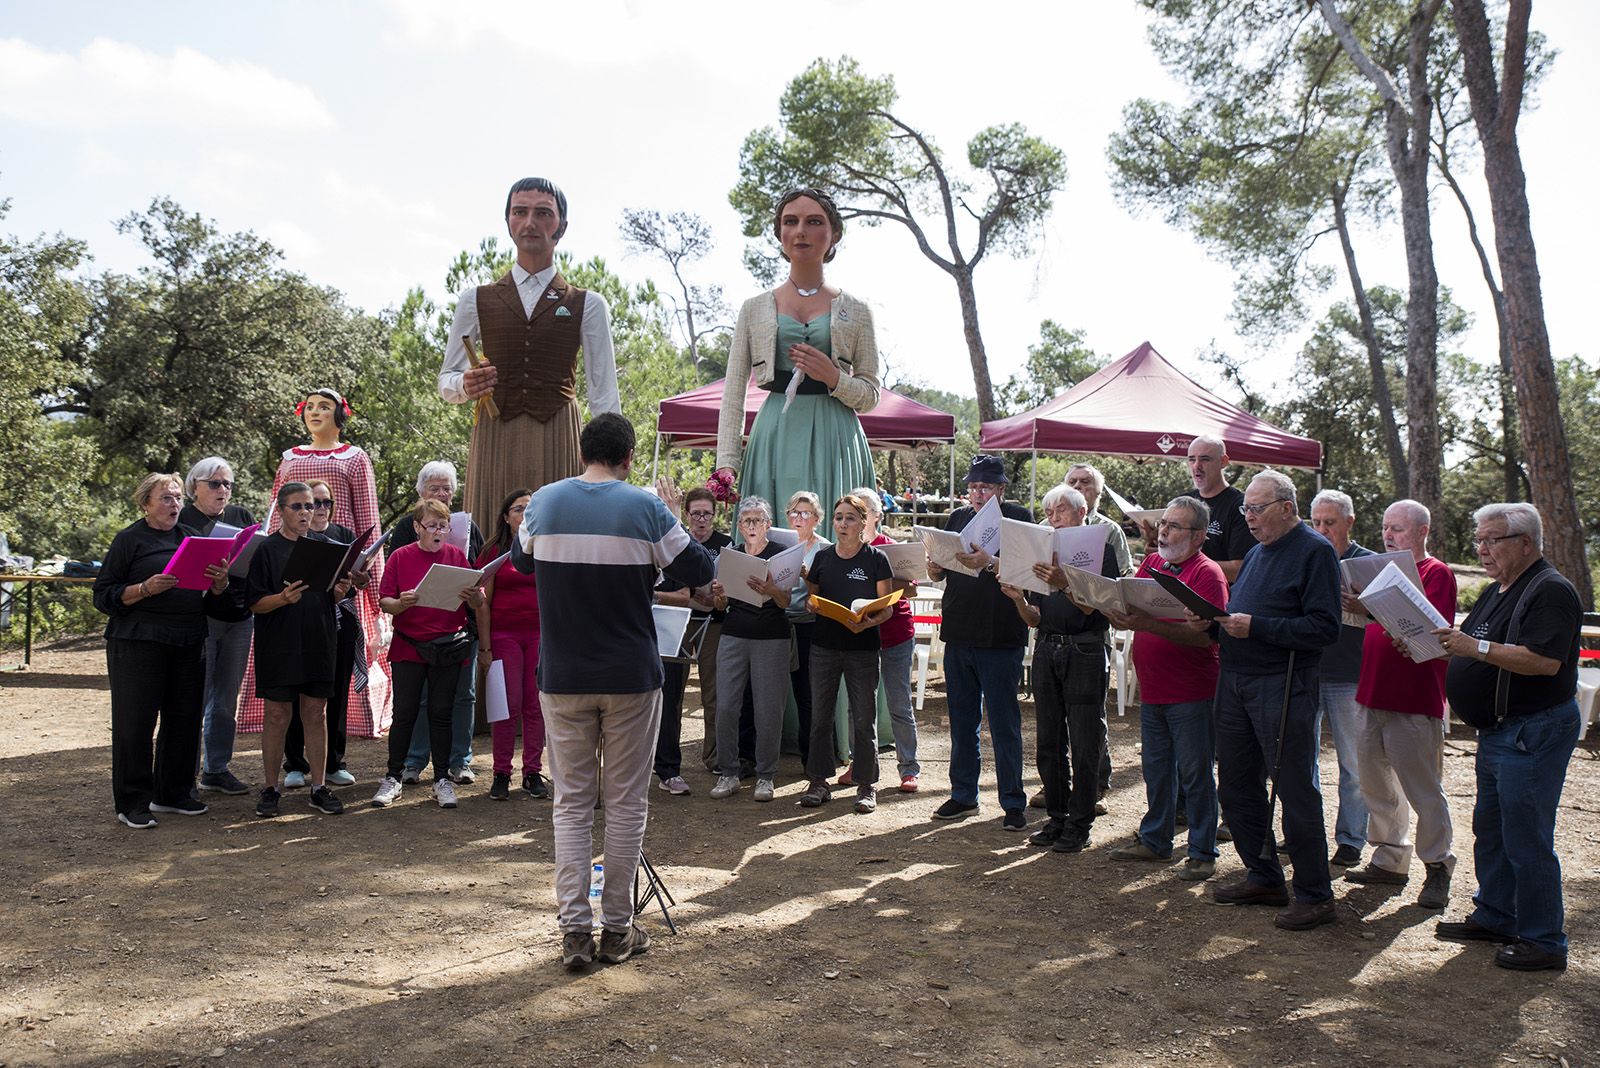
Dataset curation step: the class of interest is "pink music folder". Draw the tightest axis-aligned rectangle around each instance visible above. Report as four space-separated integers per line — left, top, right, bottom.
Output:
162 524 259 590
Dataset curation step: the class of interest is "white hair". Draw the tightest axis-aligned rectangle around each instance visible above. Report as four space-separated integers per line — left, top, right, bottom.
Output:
1066 463 1105 502
1385 498 1431 529
416 460 459 495
1474 502 1543 551
737 496 774 524
1249 469 1298 507
1310 489 1353 519
1040 483 1087 515
849 485 883 518
184 456 233 497
1165 496 1209 531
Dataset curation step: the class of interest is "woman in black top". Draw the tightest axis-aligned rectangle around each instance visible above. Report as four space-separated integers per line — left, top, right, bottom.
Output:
706 497 792 802
93 472 238 829
282 478 368 788
181 456 257 796
800 493 893 812
245 482 350 818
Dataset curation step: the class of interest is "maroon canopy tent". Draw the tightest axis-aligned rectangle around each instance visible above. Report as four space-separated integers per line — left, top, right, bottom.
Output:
656 378 957 451
979 341 1323 469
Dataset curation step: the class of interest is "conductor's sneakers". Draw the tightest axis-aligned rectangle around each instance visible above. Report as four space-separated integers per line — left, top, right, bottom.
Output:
561 930 596 971
597 924 651 965
118 807 157 829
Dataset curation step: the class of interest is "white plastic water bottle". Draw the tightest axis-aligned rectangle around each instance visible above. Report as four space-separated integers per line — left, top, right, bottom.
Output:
589 862 604 899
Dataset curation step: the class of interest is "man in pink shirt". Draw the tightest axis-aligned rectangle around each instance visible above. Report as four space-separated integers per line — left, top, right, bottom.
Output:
1345 499 1459 909
1104 497 1228 880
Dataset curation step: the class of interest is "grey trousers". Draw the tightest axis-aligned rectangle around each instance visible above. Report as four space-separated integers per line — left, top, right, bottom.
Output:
806 645 880 787
715 635 790 779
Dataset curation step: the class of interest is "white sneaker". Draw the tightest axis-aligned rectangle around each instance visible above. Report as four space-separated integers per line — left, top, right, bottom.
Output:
709 775 741 799
658 776 691 796
283 770 307 789
753 778 775 802
371 777 402 808
433 779 458 808
326 769 356 787
400 768 422 784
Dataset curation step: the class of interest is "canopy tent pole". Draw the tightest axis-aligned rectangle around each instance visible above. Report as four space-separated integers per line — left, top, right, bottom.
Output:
1030 449 1038 513
650 417 662 486
948 444 956 501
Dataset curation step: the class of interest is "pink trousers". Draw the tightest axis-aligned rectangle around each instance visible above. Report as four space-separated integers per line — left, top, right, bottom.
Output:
490 630 543 776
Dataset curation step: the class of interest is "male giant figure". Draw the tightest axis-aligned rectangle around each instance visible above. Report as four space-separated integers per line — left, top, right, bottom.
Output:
513 413 715 970
1207 470 1341 930
439 177 621 528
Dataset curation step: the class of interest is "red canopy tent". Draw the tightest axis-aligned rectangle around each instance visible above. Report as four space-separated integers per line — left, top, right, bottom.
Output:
980 340 1323 470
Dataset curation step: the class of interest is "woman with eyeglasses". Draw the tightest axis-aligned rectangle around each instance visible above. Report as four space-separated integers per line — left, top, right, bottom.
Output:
245 482 351 819
281 479 366 790
373 499 491 810
712 188 879 543
180 457 257 796
798 493 894 812
94 473 240 829
706 496 792 802
847 484 921 793
783 491 830 767
239 387 391 743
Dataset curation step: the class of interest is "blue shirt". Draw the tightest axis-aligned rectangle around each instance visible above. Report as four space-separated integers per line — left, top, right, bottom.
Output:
1219 521 1341 676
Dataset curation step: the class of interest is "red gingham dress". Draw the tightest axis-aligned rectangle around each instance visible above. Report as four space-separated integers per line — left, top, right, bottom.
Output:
236 444 393 737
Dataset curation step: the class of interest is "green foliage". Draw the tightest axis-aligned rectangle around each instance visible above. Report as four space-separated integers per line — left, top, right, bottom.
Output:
998 321 1109 413
0 201 100 560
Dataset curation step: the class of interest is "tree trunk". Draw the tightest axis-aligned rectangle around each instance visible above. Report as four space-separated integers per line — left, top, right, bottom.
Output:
1333 190 1409 498
1452 0 1593 605
953 267 998 422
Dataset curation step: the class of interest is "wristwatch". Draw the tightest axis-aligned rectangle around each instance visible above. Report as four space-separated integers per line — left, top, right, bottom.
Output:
1477 639 1491 659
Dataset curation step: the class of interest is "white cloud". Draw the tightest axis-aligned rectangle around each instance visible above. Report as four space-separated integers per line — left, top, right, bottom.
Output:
0 37 335 131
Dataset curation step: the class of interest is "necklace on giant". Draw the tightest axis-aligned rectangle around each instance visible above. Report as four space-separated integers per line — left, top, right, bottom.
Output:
790 278 821 298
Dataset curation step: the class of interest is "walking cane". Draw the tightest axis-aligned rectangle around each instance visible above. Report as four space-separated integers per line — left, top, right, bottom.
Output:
1260 649 1297 862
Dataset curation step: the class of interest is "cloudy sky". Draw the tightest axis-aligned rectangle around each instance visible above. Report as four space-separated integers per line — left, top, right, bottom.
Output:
2 1 1595 405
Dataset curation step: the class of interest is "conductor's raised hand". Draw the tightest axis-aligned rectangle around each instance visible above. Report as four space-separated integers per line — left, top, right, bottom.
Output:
463 363 498 399
654 476 683 518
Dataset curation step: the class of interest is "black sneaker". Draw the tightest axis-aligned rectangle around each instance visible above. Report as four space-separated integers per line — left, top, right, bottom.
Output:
1001 809 1027 832
1052 832 1091 853
198 769 250 795
523 773 551 799
1330 844 1363 868
118 807 157 829
255 787 281 818
1028 818 1064 847
308 786 344 815
931 799 978 821
489 773 511 800
150 797 208 816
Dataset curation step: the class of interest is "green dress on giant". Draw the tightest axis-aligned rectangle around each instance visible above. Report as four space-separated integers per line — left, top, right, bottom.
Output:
715 291 879 541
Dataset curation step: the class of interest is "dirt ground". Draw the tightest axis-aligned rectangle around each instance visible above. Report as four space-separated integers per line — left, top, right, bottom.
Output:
1 636 1596 1068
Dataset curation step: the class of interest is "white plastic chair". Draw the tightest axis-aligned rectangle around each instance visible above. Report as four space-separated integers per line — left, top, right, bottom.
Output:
911 591 944 712
1577 665 1600 743
1110 628 1134 717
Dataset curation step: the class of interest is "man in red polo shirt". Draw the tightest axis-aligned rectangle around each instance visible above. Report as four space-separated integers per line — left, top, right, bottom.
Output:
1345 499 1459 909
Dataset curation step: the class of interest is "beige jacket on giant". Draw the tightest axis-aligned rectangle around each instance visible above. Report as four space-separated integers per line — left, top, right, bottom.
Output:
715 289 881 473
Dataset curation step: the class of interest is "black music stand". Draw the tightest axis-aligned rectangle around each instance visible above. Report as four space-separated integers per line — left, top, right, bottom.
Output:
633 850 679 934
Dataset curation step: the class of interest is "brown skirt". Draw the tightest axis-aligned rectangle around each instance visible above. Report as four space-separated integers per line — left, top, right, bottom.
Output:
466 398 582 536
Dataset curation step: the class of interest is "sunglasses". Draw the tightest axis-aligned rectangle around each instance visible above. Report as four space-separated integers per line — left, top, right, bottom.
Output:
203 479 234 491
283 502 316 512
312 499 334 510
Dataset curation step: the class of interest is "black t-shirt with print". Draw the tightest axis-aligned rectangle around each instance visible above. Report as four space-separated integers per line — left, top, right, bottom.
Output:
1184 485 1255 566
720 541 791 641
1445 558 1581 724
808 544 894 652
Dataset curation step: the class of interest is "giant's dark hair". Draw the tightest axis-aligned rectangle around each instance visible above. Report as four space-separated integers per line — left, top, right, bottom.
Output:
773 187 844 263
505 177 568 239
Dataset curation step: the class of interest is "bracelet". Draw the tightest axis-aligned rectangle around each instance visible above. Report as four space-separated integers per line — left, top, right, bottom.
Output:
138 581 148 599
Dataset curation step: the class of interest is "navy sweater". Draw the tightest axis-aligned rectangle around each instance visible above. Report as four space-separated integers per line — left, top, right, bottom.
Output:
1218 521 1340 675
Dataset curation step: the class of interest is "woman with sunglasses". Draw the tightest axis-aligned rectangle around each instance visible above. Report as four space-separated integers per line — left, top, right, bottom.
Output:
713 188 879 543
799 493 894 813
281 479 366 790
239 387 391 743
245 482 352 818
180 456 257 796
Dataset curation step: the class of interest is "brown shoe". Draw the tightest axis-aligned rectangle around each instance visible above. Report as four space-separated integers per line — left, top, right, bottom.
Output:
1212 877 1290 907
1275 898 1337 931
1028 789 1047 810
1344 863 1408 886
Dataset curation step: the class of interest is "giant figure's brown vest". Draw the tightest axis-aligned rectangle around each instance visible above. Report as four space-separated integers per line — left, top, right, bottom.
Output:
475 270 588 421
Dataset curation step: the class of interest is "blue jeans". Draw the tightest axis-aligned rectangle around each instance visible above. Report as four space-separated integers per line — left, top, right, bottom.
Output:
1316 681 1369 850
405 637 477 772
1137 700 1218 861
879 638 920 777
1215 666 1332 903
200 615 253 775
944 643 1025 812
1468 700 1579 955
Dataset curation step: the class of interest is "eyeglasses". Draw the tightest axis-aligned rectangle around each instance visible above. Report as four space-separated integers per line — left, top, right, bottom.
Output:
1156 520 1201 532
312 499 334 510
966 483 999 494
155 494 182 506
419 523 450 534
787 509 816 519
203 479 234 491
739 517 767 526
1239 498 1292 517
687 510 715 520
284 502 316 512
1473 532 1527 549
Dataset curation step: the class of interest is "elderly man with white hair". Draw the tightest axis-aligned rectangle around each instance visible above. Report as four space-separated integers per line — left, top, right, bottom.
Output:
390 460 486 785
1065 463 1133 578
179 457 257 796
1434 503 1581 972
1344 500 1458 909
1206 469 1341 930
1307 488 1374 868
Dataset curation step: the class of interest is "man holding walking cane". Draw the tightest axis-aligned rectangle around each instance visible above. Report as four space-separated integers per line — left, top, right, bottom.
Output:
1201 470 1342 930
